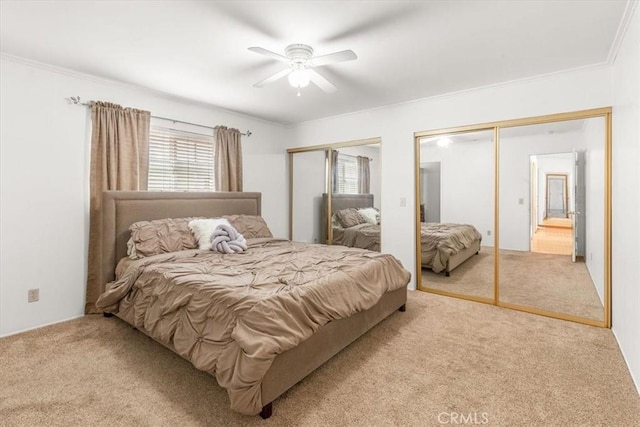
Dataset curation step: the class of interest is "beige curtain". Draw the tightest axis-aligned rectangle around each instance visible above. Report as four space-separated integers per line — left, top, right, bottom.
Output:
357 156 370 194
331 149 339 193
86 102 150 314
215 126 243 191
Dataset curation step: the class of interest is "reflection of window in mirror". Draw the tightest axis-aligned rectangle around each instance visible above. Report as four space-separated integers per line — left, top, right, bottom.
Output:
332 150 373 196
325 143 381 252
335 153 359 193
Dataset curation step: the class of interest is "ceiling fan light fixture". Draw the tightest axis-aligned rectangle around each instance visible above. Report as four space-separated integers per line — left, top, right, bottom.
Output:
288 68 311 88
437 137 452 147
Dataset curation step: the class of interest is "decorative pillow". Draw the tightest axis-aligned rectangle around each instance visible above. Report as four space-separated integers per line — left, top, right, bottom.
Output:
331 213 343 229
335 208 369 228
357 207 380 225
128 217 201 259
188 218 232 250
223 215 273 239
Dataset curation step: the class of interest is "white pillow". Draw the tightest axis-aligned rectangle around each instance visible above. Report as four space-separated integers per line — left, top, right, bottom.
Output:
188 218 231 250
358 208 379 225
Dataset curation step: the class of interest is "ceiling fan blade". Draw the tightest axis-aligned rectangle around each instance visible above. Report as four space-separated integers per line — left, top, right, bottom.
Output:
253 68 292 88
310 50 357 67
308 69 337 93
248 47 290 63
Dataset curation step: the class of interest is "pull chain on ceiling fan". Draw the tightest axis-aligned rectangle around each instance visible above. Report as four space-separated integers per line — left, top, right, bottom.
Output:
248 44 357 96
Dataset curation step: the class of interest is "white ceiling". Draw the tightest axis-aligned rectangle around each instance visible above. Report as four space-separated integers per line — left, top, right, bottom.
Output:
0 1 629 125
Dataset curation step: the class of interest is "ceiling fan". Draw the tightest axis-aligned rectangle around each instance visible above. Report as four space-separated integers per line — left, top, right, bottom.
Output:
248 44 357 96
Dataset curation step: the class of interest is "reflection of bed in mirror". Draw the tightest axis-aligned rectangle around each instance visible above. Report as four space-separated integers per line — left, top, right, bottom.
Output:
420 222 482 276
321 193 380 251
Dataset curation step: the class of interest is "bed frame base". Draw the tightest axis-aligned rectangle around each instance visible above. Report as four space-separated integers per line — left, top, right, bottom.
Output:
422 239 482 276
259 403 273 419
259 286 406 418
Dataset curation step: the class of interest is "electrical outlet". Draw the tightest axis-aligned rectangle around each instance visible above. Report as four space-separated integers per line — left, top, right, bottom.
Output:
400 197 407 207
487 230 492 236
28 288 39 303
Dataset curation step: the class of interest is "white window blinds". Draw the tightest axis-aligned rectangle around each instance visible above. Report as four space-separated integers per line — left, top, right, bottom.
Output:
337 154 358 194
148 126 215 191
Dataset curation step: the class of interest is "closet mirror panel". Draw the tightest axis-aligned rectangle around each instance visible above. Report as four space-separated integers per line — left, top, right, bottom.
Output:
418 129 495 302
498 117 606 323
290 149 328 243
289 139 382 251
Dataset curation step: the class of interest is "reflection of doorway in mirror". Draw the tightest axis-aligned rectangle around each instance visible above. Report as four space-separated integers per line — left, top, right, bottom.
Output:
420 162 441 223
529 153 576 256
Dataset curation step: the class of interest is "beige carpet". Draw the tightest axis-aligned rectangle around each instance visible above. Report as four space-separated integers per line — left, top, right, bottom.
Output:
2 291 638 426
423 249 604 321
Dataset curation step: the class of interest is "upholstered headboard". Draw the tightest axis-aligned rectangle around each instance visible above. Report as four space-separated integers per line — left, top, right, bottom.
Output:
321 193 374 243
100 191 261 291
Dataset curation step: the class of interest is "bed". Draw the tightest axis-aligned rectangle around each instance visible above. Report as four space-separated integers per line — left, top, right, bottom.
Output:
321 193 380 251
96 191 409 418
420 222 482 276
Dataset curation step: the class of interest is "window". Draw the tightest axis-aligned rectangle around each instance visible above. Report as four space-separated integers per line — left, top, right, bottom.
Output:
148 126 215 191
337 154 358 194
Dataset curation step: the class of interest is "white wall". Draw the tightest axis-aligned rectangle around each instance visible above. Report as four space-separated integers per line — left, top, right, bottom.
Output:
0 56 290 337
421 139 495 246
291 66 612 290
584 118 605 304
611 5 640 393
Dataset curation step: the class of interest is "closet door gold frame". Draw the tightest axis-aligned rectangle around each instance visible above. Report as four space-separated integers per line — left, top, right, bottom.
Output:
414 107 612 328
288 137 382 243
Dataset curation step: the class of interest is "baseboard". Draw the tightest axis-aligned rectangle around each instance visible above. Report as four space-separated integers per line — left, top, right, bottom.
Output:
612 327 640 396
0 315 85 339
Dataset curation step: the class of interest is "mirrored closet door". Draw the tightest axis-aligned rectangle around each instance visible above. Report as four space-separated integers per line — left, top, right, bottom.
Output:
415 108 611 327
289 138 382 251
290 149 329 243
416 129 495 303
498 116 608 324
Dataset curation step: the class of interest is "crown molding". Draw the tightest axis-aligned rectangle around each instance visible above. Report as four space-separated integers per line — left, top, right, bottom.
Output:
607 0 639 64
294 62 611 128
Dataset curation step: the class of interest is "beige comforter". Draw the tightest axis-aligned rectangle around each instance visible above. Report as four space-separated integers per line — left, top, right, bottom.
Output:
420 223 482 273
332 223 380 251
96 238 409 415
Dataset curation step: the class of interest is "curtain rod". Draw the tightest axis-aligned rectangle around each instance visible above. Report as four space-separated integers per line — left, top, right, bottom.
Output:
65 96 252 137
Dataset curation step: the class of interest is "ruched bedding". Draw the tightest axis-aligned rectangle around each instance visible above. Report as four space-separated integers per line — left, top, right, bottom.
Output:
97 238 410 415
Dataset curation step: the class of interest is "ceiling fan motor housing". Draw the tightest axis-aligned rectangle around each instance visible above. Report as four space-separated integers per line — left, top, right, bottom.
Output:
285 44 314 66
